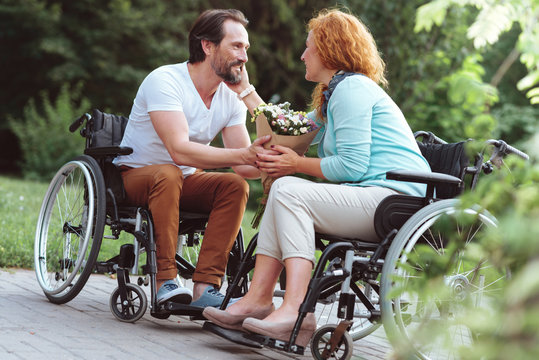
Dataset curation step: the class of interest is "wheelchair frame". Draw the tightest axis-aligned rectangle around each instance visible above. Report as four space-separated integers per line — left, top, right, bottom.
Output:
34 110 248 322
205 131 528 359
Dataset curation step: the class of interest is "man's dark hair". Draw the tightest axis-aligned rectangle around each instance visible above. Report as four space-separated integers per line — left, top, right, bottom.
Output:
188 9 248 63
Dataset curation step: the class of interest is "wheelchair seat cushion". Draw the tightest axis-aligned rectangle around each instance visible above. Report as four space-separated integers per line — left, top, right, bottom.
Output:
373 194 426 240
417 141 469 199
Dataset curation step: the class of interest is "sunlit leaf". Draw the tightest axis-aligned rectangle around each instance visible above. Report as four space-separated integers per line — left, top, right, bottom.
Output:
467 4 516 48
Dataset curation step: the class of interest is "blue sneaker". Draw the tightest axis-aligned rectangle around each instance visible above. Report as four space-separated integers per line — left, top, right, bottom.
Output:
190 286 240 308
156 280 193 305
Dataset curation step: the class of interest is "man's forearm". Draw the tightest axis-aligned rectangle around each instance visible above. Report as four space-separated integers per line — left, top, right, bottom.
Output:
168 141 252 169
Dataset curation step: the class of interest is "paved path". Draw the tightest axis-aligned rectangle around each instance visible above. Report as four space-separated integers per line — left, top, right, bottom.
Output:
0 268 393 359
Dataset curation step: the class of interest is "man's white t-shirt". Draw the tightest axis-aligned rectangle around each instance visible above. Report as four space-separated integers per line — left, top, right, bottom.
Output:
115 62 247 177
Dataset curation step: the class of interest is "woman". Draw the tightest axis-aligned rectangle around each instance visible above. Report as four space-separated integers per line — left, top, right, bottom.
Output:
203 8 431 346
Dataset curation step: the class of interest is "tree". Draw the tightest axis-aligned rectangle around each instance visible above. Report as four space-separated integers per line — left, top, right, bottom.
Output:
1 0 534 174
0 0 197 173
416 0 539 105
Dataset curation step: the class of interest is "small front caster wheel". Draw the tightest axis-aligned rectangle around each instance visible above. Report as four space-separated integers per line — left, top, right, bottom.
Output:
310 324 353 360
109 283 148 323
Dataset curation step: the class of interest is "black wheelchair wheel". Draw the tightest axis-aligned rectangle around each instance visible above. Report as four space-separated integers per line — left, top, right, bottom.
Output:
380 199 503 359
34 155 106 304
310 324 353 360
110 283 148 323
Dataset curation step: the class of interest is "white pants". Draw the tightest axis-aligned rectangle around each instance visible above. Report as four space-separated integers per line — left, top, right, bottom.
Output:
257 176 398 264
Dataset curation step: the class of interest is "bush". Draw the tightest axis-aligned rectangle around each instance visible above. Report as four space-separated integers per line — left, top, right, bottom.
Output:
9 83 89 181
389 156 539 359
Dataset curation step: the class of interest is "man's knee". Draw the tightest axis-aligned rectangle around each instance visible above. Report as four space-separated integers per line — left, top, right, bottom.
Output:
220 173 249 201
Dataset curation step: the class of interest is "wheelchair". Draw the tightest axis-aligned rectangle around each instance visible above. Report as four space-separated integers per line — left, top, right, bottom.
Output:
34 109 248 322
203 130 529 359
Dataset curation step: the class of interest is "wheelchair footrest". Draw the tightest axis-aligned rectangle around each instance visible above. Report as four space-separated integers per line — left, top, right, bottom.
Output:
163 302 204 317
243 332 306 355
202 322 263 348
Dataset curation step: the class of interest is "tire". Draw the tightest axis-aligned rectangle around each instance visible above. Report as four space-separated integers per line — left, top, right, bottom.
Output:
380 199 502 359
311 324 354 360
34 155 106 304
110 283 148 322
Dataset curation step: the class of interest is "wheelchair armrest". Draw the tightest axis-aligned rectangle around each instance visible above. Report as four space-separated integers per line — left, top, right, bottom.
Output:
84 146 133 157
386 170 462 187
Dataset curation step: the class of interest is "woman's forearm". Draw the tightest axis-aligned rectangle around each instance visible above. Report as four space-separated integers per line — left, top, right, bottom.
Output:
296 156 325 179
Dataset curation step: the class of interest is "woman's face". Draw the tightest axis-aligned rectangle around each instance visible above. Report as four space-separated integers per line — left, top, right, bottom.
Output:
301 31 327 83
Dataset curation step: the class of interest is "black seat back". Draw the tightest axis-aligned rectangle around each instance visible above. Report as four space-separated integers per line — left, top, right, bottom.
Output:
87 109 129 148
83 109 130 205
417 141 469 199
373 139 470 240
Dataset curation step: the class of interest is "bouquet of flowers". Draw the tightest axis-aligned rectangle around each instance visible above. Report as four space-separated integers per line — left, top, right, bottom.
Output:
251 102 320 228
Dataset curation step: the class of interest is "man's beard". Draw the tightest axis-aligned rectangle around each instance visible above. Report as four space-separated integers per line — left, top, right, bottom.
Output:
212 58 243 84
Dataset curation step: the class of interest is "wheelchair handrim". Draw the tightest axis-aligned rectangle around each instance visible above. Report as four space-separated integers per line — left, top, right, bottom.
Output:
34 160 95 295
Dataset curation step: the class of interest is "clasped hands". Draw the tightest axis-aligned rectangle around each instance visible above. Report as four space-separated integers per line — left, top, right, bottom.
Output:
251 137 299 178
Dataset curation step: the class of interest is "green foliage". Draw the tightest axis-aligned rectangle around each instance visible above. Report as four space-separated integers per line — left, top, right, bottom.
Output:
459 159 539 359
446 55 499 140
416 0 539 104
1 0 535 173
392 157 539 359
0 0 195 122
364 1 480 141
9 83 88 181
492 104 539 147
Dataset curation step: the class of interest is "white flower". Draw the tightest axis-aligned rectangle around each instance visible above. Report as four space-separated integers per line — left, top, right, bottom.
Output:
254 102 318 136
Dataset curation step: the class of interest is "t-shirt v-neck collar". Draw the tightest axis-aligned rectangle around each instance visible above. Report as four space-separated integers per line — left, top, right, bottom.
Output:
184 63 220 112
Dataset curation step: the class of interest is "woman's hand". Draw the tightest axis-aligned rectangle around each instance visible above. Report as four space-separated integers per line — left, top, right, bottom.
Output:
256 145 300 177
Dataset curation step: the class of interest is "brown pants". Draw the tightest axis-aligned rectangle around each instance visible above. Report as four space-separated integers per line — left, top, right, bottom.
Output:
120 164 249 286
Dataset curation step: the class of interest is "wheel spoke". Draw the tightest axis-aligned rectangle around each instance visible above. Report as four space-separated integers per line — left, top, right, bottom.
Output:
34 157 105 304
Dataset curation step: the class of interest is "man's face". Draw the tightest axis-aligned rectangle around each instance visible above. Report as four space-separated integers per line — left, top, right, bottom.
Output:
210 20 250 84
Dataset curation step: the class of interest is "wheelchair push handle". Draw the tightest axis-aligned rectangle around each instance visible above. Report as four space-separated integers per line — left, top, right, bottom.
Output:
486 139 529 161
69 113 91 133
482 139 529 173
414 130 447 144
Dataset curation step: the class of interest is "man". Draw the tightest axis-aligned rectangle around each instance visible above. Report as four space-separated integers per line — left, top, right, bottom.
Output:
114 9 269 308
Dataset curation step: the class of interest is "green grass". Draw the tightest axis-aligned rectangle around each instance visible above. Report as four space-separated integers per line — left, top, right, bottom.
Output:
0 176 48 268
0 174 259 269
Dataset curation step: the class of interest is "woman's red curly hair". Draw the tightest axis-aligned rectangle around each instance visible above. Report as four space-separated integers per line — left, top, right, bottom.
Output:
308 9 388 120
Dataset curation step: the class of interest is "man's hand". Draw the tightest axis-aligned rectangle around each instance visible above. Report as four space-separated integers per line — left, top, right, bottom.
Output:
242 135 272 165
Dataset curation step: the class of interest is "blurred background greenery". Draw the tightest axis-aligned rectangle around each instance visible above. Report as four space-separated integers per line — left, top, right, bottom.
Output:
0 0 537 180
